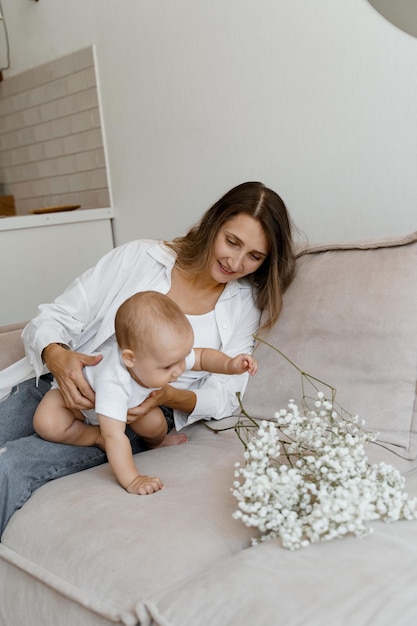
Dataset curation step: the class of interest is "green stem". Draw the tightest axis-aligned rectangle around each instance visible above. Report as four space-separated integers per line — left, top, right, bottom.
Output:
279 440 293 467
200 421 234 434
236 392 261 428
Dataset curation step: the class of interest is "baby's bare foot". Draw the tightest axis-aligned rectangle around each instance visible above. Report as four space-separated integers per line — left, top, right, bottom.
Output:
159 432 188 447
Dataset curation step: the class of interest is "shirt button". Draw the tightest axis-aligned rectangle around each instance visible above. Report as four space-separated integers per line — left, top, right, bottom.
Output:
222 324 227 329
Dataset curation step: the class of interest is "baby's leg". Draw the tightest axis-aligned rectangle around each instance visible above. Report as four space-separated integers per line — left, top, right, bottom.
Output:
129 407 168 448
130 408 188 448
33 389 102 448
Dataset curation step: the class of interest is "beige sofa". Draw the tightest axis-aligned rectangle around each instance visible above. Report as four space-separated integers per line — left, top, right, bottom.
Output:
1 232 417 626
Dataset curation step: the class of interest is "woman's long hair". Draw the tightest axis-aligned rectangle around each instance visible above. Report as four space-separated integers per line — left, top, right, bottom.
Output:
167 182 296 330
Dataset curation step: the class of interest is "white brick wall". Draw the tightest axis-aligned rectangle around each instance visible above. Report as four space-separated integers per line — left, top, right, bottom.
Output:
0 47 110 214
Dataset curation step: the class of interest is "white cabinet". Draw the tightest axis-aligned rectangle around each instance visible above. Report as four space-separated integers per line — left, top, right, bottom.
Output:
0 208 115 326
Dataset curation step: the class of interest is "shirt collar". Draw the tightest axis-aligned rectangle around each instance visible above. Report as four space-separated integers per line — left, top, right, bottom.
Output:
147 241 176 270
147 240 251 301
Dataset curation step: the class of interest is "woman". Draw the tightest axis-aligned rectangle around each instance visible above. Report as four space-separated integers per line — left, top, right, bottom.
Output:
0 181 296 535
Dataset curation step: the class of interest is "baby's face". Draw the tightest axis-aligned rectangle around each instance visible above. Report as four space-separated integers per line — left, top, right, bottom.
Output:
130 326 193 389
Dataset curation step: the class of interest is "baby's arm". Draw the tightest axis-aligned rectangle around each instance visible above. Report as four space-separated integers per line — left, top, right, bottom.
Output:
98 414 163 495
193 348 258 376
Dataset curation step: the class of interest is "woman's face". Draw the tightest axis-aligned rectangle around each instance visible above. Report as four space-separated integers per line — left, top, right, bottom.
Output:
209 213 269 284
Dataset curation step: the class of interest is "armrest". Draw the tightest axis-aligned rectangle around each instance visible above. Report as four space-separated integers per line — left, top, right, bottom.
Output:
0 322 27 371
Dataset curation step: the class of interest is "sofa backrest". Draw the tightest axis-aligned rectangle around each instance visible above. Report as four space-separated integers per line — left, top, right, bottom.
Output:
242 231 417 462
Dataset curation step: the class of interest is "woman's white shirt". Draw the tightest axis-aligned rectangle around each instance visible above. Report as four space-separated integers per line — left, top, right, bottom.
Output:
1 240 261 428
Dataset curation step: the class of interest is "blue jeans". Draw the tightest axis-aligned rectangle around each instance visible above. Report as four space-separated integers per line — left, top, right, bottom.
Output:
0 375 165 537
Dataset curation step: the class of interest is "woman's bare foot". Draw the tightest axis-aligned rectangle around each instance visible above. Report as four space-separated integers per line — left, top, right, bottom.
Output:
159 432 188 447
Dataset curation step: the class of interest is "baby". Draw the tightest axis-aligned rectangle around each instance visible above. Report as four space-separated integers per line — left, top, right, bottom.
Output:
34 291 257 496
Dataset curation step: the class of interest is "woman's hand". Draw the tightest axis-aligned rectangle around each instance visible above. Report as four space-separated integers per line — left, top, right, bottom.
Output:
42 343 102 410
127 385 197 422
126 386 173 422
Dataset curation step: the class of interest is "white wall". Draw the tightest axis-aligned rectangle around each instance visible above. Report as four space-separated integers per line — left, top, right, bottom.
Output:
2 0 417 244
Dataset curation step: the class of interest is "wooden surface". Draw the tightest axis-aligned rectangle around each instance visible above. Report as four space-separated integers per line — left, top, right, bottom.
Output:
0 196 16 216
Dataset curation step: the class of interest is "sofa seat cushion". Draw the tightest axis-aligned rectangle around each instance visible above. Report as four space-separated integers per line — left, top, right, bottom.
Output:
142 472 417 626
242 231 417 460
0 424 253 625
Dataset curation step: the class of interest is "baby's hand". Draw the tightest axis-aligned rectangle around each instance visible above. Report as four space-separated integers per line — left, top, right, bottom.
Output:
229 354 258 376
126 474 164 495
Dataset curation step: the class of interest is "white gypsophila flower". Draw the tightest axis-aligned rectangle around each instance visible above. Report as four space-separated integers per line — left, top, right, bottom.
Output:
232 394 417 550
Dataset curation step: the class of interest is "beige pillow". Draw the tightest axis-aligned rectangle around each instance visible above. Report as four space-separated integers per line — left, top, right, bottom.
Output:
242 232 417 460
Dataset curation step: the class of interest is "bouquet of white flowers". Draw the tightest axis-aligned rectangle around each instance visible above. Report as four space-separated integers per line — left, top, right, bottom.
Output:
230 338 417 550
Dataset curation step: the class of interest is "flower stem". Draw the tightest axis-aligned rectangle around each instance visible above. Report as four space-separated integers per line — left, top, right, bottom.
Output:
254 335 337 402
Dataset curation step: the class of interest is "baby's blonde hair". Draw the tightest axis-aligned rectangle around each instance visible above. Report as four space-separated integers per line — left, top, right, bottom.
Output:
115 291 192 354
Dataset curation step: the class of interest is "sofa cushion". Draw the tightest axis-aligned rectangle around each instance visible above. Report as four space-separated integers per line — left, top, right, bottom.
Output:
0 424 253 625
242 231 417 460
142 472 417 626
